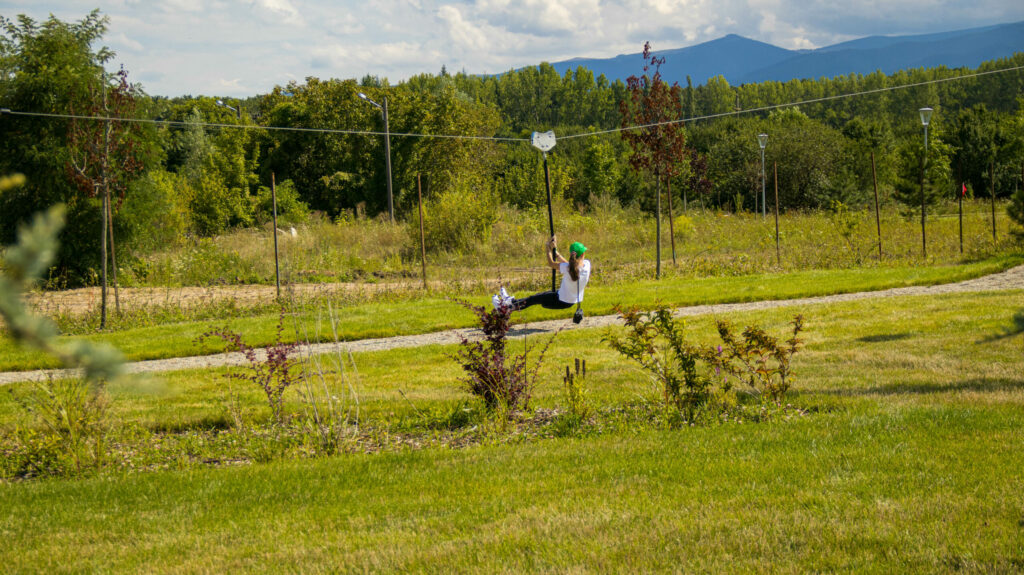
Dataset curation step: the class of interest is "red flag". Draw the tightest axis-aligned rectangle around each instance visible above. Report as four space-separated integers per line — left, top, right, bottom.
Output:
961 183 967 197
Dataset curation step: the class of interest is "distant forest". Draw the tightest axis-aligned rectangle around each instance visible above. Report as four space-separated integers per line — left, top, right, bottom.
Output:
2 10 1024 282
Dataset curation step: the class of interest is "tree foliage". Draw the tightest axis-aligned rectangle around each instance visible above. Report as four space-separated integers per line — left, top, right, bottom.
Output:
2 9 1024 287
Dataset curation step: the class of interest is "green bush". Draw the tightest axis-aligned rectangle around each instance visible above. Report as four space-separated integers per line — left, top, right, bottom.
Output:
415 174 498 253
119 170 190 253
254 179 310 226
7 377 109 478
189 173 253 237
605 306 807 423
1009 186 1024 239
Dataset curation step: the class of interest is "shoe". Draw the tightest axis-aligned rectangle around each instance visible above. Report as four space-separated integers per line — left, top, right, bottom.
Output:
491 294 502 310
499 287 514 307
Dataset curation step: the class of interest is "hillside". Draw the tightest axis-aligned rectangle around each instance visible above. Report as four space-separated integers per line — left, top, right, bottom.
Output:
541 21 1024 85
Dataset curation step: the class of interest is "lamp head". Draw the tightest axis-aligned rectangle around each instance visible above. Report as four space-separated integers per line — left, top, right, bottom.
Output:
919 107 933 127
757 133 768 149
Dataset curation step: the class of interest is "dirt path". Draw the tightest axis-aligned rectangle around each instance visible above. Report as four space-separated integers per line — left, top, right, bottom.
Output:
23 279 463 316
3 265 1023 386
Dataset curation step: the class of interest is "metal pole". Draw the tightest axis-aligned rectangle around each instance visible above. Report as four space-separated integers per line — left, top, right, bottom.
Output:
417 173 428 290
667 176 676 265
921 124 928 259
272 173 281 300
957 158 963 255
990 160 997 245
871 150 882 259
383 97 394 223
543 152 556 291
959 180 964 254
760 146 766 218
773 162 780 265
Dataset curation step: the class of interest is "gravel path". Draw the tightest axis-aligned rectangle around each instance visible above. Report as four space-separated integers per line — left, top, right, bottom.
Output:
3 265 1023 386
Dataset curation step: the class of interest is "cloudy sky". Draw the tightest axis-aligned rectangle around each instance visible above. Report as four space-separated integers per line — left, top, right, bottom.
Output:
3 0 1023 97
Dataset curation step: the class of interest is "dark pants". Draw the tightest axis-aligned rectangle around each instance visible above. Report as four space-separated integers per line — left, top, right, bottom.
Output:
510 291 574 312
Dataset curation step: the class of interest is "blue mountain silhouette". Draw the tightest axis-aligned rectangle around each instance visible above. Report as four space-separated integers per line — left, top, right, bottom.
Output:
539 21 1024 86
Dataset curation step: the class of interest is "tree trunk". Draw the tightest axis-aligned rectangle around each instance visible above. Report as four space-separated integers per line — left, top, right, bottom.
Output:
100 189 108 330
106 185 119 313
655 172 661 280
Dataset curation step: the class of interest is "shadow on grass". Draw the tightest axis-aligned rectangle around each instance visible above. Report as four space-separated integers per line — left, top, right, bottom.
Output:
976 309 1024 344
856 332 913 343
819 377 1024 397
149 414 235 433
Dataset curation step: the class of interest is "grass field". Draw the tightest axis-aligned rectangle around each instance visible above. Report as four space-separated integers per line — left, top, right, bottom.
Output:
118 199 1018 289
2 255 1021 372
2 286 1022 572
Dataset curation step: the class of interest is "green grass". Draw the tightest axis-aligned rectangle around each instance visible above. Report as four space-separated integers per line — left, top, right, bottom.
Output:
2 255 1021 372
3 408 1022 572
1 290 1023 572
123 198 1019 289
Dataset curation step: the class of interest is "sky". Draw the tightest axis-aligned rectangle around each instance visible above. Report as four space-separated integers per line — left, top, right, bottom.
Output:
3 0 1023 98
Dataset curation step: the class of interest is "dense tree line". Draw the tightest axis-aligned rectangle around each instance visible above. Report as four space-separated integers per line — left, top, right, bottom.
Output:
2 10 1023 284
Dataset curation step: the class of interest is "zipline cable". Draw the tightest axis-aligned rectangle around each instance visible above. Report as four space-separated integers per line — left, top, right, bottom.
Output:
0 109 527 142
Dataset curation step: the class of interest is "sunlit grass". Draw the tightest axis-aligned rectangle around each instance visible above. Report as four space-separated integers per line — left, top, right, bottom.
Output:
2 255 1021 371
122 199 1018 288
0 290 1022 572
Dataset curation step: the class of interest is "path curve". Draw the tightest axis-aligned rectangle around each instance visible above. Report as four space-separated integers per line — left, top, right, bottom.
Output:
3 265 1023 386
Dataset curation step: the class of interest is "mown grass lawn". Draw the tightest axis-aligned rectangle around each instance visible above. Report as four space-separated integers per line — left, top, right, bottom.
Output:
4 405 1023 573
1 288 1022 572
2 255 1020 372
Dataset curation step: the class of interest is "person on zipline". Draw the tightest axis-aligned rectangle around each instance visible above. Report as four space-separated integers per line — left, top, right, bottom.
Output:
493 235 590 312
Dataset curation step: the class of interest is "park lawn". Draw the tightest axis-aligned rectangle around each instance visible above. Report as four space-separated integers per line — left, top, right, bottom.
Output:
0 408 1021 571
1 254 1020 373
1 290 1023 571
0 287 1021 427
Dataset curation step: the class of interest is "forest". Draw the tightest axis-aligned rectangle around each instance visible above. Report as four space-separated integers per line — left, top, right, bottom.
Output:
2 10 1024 285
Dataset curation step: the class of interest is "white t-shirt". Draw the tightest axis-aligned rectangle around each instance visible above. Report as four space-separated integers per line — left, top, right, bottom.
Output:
557 260 591 304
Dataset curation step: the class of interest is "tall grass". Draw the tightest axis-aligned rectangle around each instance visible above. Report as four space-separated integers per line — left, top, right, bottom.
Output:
116 198 1020 289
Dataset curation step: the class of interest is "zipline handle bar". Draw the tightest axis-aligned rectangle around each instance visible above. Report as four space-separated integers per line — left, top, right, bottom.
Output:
532 131 558 292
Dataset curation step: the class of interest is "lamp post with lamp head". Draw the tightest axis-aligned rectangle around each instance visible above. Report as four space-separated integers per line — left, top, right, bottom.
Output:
357 92 394 223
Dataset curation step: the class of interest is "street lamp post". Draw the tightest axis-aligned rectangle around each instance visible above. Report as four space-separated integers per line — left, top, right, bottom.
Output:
757 133 768 218
358 92 394 223
215 99 241 120
919 107 933 258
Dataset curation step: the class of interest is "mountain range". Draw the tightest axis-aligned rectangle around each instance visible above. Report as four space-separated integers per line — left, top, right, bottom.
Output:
541 21 1024 86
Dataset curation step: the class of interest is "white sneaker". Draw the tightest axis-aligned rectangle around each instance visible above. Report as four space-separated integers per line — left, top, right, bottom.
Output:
491 294 502 310
499 287 514 306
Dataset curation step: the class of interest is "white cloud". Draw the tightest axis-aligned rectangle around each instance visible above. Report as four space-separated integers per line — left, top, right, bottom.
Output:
473 0 603 35
160 0 207 13
111 33 144 52
437 5 493 52
4 0 1023 97
250 0 305 26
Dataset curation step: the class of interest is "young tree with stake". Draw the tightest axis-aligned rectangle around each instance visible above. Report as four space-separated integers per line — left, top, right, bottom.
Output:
619 42 689 279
